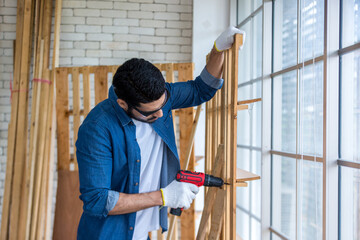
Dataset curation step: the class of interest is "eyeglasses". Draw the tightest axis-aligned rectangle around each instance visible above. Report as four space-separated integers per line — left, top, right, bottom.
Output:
128 89 170 117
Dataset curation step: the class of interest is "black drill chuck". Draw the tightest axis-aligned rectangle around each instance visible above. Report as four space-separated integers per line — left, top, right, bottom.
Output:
204 174 225 187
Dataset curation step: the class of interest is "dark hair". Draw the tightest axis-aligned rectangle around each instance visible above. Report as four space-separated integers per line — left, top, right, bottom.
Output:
112 58 166 107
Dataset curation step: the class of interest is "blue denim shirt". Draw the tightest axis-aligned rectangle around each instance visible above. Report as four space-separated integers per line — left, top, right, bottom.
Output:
76 67 223 240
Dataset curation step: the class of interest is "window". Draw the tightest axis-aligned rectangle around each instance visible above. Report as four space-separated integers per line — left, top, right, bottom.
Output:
271 0 324 239
339 1 360 239
234 0 360 238
236 1 263 239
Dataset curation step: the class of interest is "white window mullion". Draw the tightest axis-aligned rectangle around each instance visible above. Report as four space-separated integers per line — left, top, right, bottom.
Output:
324 0 340 239
261 1 273 239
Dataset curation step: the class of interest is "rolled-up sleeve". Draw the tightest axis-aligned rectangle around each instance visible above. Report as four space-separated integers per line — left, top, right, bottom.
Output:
76 121 114 218
200 67 224 89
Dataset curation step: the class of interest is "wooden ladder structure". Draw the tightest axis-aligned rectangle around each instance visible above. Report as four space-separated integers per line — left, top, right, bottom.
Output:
199 34 261 240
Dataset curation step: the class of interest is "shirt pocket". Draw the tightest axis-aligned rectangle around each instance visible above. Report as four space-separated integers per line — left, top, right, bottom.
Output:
163 109 174 129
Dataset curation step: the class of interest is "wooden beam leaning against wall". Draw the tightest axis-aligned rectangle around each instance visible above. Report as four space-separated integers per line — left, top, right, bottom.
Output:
0 0 26 238
0 0 35 239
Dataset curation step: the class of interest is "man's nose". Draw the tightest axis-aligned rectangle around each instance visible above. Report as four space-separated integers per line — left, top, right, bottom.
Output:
154 109 163 118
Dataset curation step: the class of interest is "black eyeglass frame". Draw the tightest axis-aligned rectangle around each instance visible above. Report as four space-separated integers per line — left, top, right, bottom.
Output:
127 89 170 117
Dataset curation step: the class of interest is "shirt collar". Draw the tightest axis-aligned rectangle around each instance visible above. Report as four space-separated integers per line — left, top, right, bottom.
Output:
108 85 133 127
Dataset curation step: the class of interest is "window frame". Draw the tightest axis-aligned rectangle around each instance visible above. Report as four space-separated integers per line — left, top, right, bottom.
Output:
234 0 360 239
235 0 264 238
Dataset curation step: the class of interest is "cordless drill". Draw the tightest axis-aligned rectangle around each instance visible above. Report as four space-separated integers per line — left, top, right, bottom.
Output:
169 170 229 216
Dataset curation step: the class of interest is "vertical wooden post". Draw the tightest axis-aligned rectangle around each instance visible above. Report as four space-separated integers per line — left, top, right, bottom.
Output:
56 68 70 170
94 66 109 105
82 66 91 116
8 0 35 238
229 34 241 240
72 68 81 170
0 0 25 237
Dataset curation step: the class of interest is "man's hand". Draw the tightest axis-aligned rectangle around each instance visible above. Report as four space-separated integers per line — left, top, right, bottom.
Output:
161 180 199 209
206 26 246 79
214 26 246 52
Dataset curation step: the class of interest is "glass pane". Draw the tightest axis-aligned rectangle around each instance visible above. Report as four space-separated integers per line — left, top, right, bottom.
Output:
237 0 252 24
236 208 250 239
238 103 251 146
341 0 360 48
340 166 360 239
253 12 263 79
299 0 325 62
299 62 323 156
254 0 263 11
237 148 250 210
238 22 251 85
238 83 262 147
299 160 323 239
272 71 297 153
271 155 296 239
251 151 261 218
253 80 262 99
272 233 285 240
251 218 261 240
252 100 262 147
238 84 251 102
273 0 298 71
341 50 360 163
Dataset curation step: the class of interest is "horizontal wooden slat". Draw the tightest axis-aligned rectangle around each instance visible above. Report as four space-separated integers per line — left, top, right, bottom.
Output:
237 98 262 105
236 168 260 182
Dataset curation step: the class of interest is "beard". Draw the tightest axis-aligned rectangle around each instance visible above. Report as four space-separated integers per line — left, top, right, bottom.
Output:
126 107 157 123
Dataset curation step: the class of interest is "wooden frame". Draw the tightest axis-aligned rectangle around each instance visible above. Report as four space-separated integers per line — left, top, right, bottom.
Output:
203 34 260 240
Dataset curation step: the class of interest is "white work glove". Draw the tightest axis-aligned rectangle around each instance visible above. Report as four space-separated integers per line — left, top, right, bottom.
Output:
160 180 199 209
214 26 246 51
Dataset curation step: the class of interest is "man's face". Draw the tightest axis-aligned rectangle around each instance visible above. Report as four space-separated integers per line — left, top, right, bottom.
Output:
117 92 167 123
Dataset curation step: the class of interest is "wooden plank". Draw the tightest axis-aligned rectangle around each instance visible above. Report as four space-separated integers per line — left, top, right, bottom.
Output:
157 229 164 240
165 63 177 138
0 3 23 233
236 168 261 182
72 68 81 170
94 66 108 105
31 18 53 240
9 0 34 238
32 70 52 240
237 98 262 105
18 39 44 240
154 63 161 70
56 68 70 170
111 65 118 76
44 70 57 240
53 170 83 240
208 189 226 240
0 1 23 237
235 182 248 187
237 105 249 111
224 48 232 240
196 144 224 240
82 66 91 116
230 34 243 240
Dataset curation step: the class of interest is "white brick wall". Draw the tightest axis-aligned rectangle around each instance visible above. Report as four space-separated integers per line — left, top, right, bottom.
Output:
0 0 193 231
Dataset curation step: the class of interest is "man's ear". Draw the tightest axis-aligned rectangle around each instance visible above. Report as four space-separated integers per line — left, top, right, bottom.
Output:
117 99 128 111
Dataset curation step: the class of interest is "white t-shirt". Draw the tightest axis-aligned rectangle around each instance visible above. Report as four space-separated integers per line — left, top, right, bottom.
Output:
132 119 164 240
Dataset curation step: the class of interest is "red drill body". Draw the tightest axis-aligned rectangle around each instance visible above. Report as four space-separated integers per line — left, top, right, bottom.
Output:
175 170 226 187
170 170 227 216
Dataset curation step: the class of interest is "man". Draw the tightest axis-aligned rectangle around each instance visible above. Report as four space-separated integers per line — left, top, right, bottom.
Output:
76 27 244 240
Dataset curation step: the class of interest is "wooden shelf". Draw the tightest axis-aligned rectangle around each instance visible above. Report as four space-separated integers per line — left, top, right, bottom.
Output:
236 168 260 183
